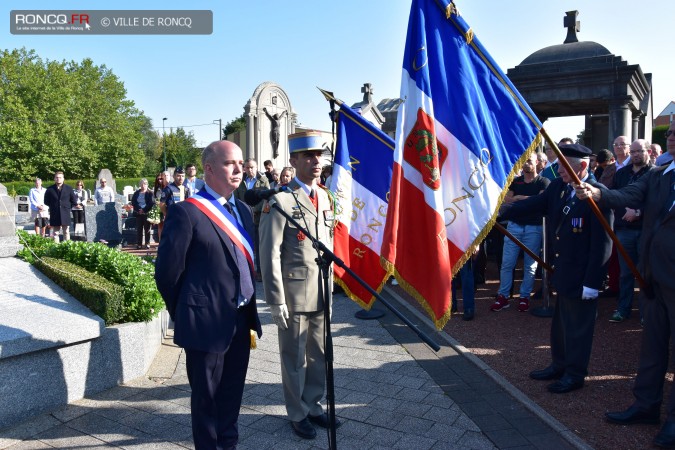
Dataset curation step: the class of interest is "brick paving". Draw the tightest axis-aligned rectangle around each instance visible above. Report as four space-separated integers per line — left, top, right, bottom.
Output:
0 279 590 449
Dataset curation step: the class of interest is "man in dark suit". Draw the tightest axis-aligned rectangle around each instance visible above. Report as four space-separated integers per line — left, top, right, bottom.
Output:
577 121 675 448
155 140 262 450
43 171 76 241
501 144 612 394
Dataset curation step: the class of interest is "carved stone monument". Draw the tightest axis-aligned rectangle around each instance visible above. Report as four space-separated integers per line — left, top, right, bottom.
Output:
244 82 297 167
0 184 23 257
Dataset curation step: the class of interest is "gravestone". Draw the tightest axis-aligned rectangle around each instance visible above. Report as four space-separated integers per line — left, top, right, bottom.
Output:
122 185 135 203
15 195 31 224
84 201 123 246
0 184 23 257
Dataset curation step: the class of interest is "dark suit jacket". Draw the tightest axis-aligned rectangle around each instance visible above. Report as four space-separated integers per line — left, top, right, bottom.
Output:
501 177 613 298
155 197 262 353
598 165 675 294
43 184 76 227
131 190 155 214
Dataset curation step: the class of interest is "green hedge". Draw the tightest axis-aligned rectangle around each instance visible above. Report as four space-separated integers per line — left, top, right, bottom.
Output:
16 231 164 323
4 177 158 197
34 257 124 325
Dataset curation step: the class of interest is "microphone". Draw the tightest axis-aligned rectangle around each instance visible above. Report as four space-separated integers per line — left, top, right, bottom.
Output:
243 185 290 205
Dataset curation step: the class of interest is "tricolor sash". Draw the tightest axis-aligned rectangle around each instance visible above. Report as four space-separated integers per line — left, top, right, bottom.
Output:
186 191 254 269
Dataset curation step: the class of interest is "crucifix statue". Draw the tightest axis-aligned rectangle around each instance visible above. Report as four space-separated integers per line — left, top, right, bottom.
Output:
263 107 287 159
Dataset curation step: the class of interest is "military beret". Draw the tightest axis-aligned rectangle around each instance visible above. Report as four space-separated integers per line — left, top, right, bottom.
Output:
559 143 592 158
174 166 185 174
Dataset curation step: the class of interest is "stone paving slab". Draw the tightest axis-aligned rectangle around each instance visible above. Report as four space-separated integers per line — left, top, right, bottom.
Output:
0 282 591 449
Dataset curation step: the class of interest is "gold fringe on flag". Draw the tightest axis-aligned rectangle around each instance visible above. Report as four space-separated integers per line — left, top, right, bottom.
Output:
250 330 257 349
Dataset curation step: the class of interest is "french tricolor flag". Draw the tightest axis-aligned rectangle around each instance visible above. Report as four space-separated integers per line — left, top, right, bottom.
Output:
329 104 394 308
381 0 542 329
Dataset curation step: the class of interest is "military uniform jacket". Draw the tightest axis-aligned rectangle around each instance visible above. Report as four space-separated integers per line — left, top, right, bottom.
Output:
259 180 334 313
501 177 613 298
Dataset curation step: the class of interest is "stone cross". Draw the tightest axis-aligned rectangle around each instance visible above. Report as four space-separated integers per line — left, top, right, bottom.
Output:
361 83 374 104
563 10 580 44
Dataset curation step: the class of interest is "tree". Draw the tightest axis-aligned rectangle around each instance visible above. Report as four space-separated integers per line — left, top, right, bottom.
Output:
222 113 246 139
159 128 200 170
0 48 148 181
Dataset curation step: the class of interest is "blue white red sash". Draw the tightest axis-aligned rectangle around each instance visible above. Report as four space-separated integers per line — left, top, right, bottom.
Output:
186 191 254 269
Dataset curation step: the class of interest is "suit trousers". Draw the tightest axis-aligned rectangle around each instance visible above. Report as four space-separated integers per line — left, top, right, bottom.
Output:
278 310 326 422
550 294 597 381
185 311 251 450
632 282 675 420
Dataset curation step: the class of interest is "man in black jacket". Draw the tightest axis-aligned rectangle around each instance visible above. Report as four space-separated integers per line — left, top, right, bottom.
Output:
608 139 653 323
502 144 612 394
43 171 76 241
577 121 675 448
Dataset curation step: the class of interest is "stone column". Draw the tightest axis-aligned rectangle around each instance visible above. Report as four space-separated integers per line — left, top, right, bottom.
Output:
245 112 256 160
632 112 641 141
608 102 631 148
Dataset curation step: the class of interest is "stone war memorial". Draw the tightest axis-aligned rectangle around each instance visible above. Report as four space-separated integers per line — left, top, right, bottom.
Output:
242 81 297 166
507 10 653 151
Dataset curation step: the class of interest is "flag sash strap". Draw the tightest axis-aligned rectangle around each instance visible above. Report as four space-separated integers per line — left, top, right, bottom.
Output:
185 192 254 268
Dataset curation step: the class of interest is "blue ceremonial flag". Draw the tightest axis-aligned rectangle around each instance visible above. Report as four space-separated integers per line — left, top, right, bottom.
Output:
381 0 542 329
329 103 394 308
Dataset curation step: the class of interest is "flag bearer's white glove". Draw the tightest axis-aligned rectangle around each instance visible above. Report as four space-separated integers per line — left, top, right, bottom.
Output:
582 286 598 300
270 304 289 330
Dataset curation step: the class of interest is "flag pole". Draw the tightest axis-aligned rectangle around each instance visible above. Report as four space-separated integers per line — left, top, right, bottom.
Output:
539 127 648 293
318 87 344 107
493 222 553 273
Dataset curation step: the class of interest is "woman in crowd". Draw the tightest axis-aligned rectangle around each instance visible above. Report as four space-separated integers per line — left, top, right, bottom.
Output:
153 172 168 242
279 167 294 186
131 178 155 249
72 180 88 234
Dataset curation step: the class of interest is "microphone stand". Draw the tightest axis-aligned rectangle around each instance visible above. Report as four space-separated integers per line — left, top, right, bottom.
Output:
269 202 441 450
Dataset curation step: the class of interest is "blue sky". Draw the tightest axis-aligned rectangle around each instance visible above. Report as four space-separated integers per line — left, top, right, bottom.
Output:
3 0 672 148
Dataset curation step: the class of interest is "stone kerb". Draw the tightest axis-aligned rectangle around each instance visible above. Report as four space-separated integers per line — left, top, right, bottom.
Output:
0 258 167 430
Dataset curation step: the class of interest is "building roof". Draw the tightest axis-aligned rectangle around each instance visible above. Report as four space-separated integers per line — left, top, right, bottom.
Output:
520 41 612 66
656 101 675 117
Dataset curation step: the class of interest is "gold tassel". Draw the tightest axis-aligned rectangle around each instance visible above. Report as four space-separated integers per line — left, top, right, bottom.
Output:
250 330 257 349
465 28 474 45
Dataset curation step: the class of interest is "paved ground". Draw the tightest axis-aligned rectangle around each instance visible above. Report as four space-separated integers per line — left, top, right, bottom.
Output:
0 283 590 449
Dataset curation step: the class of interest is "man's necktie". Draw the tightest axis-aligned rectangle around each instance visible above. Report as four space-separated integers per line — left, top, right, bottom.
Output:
223 201 254 302
668 171 675 213
309 189 318 211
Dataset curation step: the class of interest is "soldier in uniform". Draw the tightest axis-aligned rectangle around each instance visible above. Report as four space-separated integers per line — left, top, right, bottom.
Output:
501 144 612 394
259 131 339 439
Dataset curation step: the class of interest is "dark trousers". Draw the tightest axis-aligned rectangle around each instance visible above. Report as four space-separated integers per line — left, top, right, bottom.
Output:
550 294 597 381
72 209 84 224
632 282 675 419
185 312 251 450
136 214 151 246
